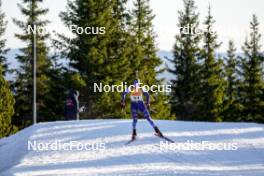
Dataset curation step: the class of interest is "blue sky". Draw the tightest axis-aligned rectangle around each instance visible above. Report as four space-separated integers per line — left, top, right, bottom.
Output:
2 0 264 52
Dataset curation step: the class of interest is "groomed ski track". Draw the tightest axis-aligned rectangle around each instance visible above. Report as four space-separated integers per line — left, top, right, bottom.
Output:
0 119 264 176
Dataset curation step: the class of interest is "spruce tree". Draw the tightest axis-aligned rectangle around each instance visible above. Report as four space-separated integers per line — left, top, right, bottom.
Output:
198 6 225 122
169 0 201 120
0 0 9 75
0 66 15 138
240 15 264 122
0 1 17 138
44 59 70 120
223 40 244 121
59 0 133 118
93 0 135 118
130 0 171 119
223 40 241 121
13 0 52 127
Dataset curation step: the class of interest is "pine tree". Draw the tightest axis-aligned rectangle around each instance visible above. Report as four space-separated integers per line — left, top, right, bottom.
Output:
169 0 201 120
13 0 52 127
129 0 171 119
0 0 9 75
0 66 15 138
198 5 225 122
223 40 241 121
240 15 264 122
59 0 133 118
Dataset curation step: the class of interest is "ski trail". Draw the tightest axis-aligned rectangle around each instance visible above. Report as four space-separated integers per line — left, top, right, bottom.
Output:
1 120 264 176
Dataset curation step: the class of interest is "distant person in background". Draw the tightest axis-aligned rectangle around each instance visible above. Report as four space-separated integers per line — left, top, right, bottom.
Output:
64 89 80 120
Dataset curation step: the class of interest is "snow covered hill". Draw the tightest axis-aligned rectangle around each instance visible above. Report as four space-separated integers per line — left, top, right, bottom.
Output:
0 120 264 176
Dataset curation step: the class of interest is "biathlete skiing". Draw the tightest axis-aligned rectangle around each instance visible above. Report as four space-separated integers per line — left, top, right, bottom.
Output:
121 79 164 141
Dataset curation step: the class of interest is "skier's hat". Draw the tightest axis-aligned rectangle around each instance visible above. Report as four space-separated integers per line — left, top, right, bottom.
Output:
133 79 140 86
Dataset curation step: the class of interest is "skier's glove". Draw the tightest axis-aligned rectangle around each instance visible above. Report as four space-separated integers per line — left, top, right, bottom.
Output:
79 106 86 113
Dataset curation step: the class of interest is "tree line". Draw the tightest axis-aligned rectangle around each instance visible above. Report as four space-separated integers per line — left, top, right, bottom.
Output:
169 0 263 123
0 0 263 138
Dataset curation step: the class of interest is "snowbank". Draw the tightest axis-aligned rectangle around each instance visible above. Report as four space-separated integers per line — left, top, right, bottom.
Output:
0 120 264 176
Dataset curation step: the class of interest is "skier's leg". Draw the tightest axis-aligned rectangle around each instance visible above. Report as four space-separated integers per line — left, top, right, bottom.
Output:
139 101 164 137
131 102 138 139
139 101 155 128
132 116 138 129
153 126 163 137
131 116 137 139
131 102 138 129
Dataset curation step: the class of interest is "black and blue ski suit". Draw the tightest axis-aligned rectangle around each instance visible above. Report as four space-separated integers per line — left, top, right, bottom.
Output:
121 80 156 129
64 90 79 120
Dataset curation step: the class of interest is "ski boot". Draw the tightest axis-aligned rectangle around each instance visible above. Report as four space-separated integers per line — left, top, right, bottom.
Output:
154 126 164 137
132 129 137 140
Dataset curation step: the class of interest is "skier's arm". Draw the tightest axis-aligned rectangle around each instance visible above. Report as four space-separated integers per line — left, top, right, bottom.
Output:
75 96 79 112
121 90 129 104
71 92 79 113
142 89 150 105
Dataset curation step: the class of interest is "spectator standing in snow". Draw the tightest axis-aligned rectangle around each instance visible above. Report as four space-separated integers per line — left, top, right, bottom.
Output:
64 89 80 120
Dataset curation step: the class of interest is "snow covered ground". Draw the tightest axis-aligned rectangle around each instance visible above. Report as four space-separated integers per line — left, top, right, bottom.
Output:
0 119 264 176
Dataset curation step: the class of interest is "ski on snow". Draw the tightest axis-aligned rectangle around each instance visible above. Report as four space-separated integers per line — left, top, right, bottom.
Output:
125 139 136 145
125 135 175 145
155 134 175 143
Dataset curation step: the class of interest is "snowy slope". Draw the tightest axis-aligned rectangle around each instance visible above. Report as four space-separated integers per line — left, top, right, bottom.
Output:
0 120 264 176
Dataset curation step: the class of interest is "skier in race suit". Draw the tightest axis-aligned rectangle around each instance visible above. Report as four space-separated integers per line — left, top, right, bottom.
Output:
121 79 164 140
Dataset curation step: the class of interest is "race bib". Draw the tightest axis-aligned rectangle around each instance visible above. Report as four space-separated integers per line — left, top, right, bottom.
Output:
130 89 143 102
130 95 143 101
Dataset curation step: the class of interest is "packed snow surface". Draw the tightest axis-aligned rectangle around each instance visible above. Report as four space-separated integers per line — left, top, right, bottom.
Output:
0 119 264 176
